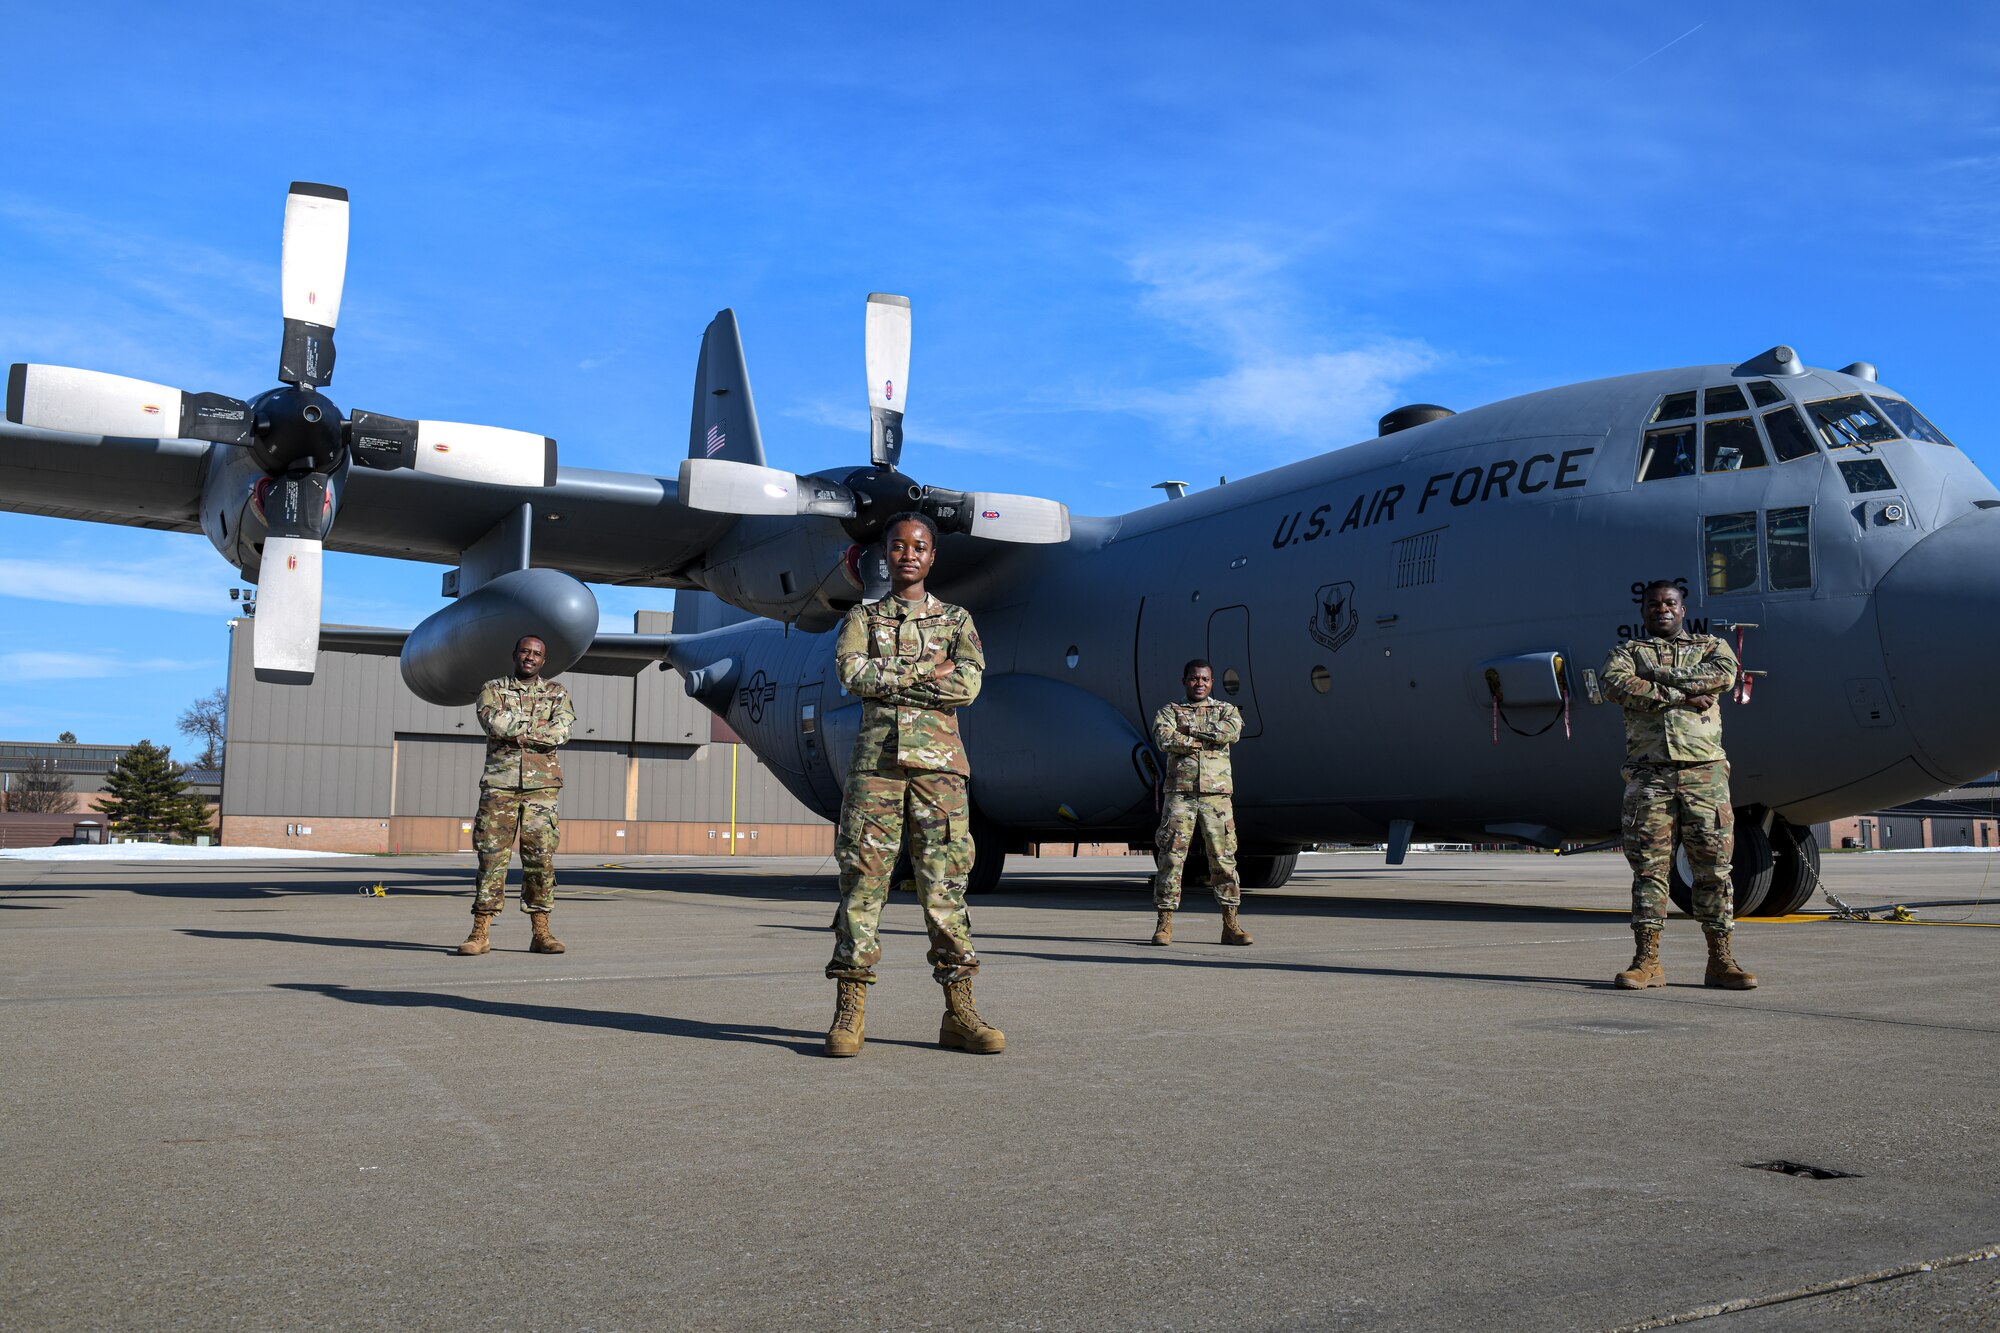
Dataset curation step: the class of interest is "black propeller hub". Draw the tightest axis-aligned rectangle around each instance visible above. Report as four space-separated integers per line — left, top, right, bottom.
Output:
838 465 925 543
248 385 345 475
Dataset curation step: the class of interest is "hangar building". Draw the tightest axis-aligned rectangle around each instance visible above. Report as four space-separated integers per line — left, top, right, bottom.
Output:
219 611 833 856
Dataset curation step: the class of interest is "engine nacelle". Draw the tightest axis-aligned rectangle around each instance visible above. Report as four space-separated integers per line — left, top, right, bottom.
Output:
400 568 598 706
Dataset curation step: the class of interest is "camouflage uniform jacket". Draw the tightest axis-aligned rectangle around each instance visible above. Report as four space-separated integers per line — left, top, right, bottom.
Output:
1153 698 1243 795
1600 631 1738 764
835 592 984 775
477 676 576 790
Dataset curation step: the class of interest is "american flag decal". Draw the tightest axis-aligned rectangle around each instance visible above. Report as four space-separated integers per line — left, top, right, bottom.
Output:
705 424 726 457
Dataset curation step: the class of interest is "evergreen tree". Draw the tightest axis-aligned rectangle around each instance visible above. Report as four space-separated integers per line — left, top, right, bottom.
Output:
57 730 77 744
97 741 212 841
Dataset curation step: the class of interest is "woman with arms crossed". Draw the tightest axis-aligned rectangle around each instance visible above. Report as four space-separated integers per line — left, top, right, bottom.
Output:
823 512 1005 1057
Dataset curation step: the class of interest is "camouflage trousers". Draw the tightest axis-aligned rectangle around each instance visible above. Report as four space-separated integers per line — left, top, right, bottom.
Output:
472 786 561 916
827 763 979 986
1154 793 1240 910
1622 759 1733 933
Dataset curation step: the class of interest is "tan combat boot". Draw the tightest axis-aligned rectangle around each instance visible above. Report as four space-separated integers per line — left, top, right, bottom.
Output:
1703 928 1758 989
1151 910 1174 946
455 913 495 956
1614 925 1665 989
825 980 867 1058
528 911 566 954
939 978 1005 1054
1220 903 1253 946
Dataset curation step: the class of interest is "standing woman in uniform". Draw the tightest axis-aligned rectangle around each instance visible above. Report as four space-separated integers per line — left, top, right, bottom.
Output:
823 512 1004 1057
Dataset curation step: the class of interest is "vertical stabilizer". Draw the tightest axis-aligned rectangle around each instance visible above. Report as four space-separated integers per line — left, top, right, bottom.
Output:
688 309 767 466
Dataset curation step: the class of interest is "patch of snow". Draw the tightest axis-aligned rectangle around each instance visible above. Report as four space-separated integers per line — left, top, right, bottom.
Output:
0 843 362 862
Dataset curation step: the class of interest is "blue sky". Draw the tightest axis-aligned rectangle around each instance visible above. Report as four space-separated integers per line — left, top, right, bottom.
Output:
2 2 1996 749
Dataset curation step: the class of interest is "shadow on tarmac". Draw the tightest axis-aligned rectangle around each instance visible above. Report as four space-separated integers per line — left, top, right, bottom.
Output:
273 981 844 1054
755 921 1608 990
181 928 451 954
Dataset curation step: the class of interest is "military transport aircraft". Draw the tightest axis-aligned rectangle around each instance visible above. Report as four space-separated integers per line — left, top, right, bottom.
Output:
7 183 1999 917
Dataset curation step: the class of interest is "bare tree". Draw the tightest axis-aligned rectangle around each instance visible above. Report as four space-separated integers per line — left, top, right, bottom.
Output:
15 758 75 814
178 687 228 770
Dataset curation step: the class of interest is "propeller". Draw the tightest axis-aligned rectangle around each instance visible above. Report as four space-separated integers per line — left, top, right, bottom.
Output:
678 293 1070 549
4 182 559 683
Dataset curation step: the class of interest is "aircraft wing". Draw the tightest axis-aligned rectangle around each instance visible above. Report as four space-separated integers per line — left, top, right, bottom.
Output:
0 422 209 534
0 420 734 587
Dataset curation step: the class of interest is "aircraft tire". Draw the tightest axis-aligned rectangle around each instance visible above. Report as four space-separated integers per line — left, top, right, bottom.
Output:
967 808 1007 897
1237 850 1301 890
1668 811 1773 918
1757 819 1823 917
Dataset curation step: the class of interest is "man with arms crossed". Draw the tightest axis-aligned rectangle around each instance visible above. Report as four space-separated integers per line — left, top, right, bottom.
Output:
1150 659 1252 948
1600 581 1758 990
456 634 576 957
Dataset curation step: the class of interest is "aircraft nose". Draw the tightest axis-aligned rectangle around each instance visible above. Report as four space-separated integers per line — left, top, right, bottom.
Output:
1875 507 2000 783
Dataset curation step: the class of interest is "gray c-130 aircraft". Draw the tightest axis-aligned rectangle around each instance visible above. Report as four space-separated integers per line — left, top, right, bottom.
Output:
6 183 1998 917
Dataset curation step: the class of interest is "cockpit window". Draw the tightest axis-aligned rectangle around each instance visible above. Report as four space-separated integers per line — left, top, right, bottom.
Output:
1747 380 1784 407
1807 395 1899 448
1766 507 1812 590
1650 391 1697 424
1763 406 1818 462
1870 396 1955 447
1639 424 1697 481
1703 385 1747 415
1839 458 1898 493
1703 513 1759 594
1704 417 1767 472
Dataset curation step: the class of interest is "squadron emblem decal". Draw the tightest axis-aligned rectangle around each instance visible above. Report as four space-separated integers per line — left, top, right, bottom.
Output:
1309 581 1358 653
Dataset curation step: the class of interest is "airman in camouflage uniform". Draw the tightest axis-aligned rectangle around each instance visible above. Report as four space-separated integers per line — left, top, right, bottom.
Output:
456 635 576 958
1149 659 1252 947
1600 581 1757 990
823 513 1003 1057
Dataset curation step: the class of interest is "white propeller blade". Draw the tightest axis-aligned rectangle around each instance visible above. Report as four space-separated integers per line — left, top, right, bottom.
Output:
279 182 349 386
253 535 324 683
865 292 911 468
962 492 1071 544
412 421 557 488
6 364 183 438
282 183 349 330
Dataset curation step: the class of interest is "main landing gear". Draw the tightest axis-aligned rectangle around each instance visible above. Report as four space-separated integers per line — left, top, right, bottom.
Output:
1668 808 1821 919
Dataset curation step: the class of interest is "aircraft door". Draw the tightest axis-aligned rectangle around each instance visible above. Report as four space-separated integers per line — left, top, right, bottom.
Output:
797 682 843 811
1205 605 1264 739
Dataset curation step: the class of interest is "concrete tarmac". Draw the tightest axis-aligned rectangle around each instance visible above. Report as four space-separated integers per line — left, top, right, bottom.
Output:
2 848 1996 1331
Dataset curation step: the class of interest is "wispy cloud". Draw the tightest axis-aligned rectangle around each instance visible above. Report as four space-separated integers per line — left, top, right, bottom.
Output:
0 550 236 616
780 396 1070 467
0 651 212 681
1088 241 1439 454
